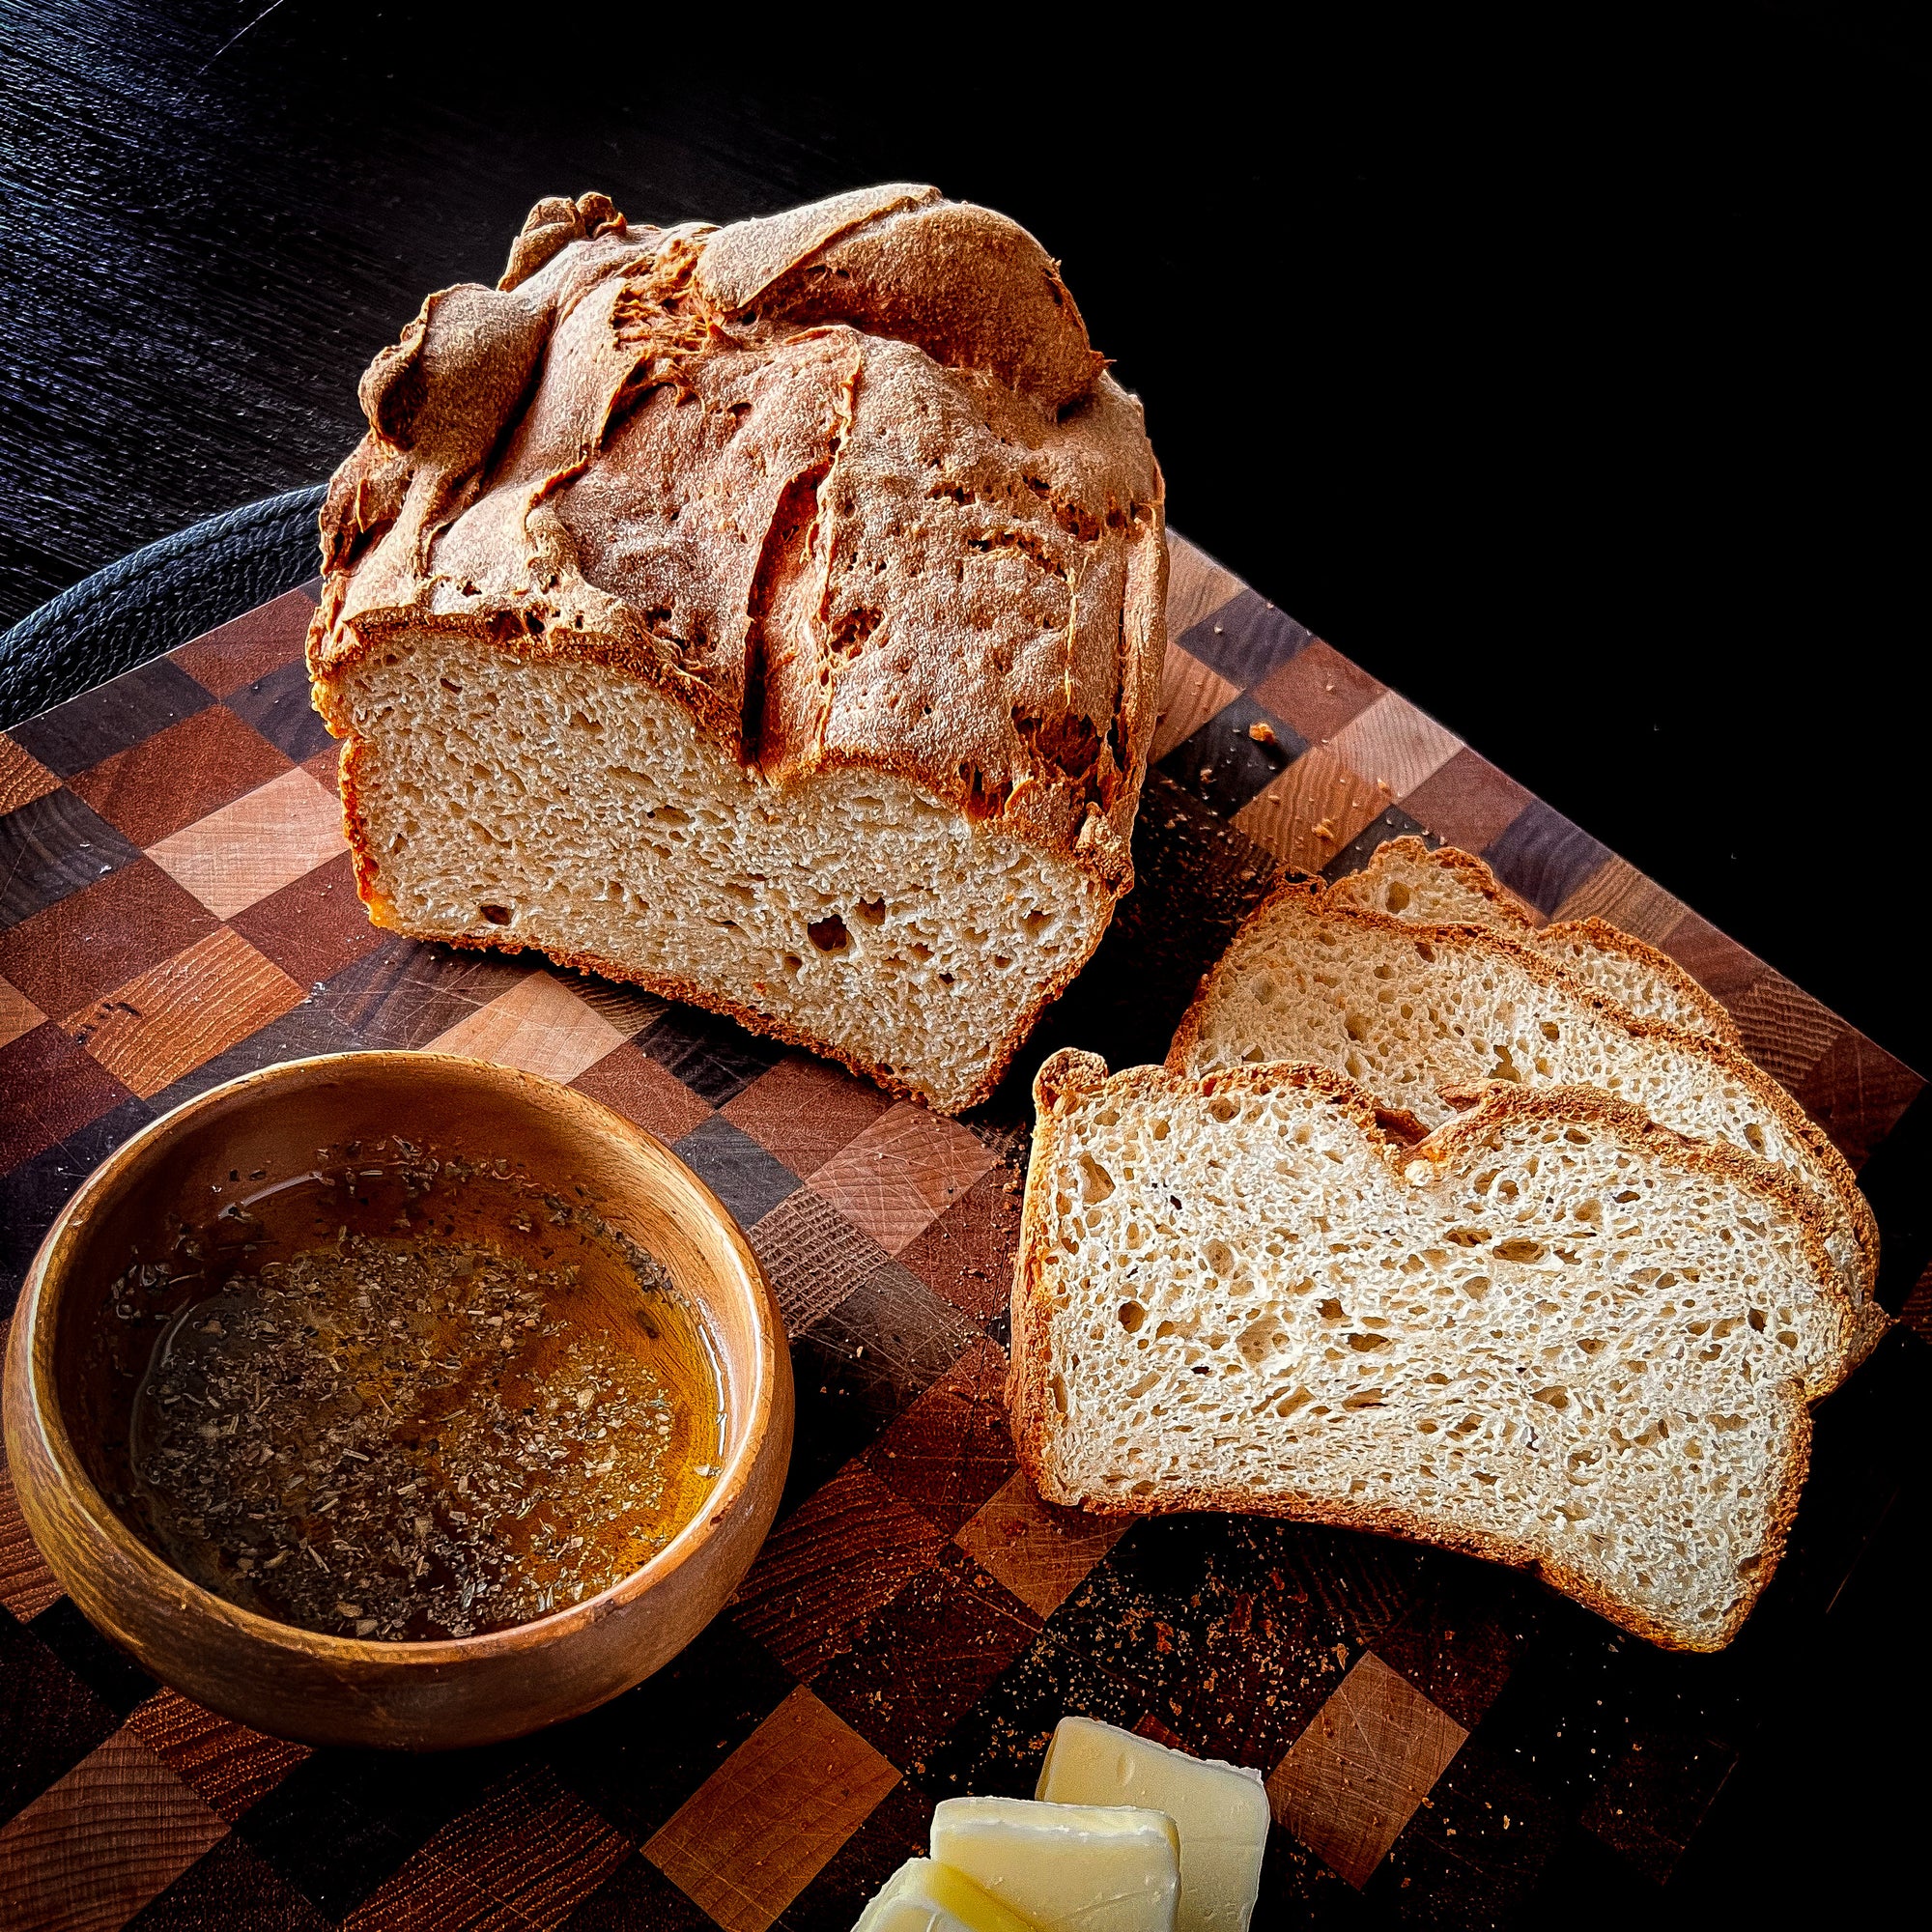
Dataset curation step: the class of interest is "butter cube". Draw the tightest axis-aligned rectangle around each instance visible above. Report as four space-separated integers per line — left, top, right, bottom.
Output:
853 1857 1040 1932
1037 1719 1269 1932
929 1796 1179 1932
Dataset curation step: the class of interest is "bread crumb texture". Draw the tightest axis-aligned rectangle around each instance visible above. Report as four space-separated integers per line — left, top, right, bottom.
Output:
1171 882 1877 1337
309 185 1167 1112
1327 837 1740 1042
1014 1055 1849 1650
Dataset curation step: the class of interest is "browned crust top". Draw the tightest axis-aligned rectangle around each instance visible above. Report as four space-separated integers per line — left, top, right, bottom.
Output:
307 186 1167 895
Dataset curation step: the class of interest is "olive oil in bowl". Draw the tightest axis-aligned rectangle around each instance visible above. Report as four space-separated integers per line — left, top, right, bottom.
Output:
123 1142 724 1642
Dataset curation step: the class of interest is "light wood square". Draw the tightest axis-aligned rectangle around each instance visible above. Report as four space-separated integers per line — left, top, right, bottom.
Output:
1233 745 1389 870
807 1102 997 1258
645 1686 899 1932
145 766 348 921
62 925 305 1098
0 977 46 1053
1151 645 1241 763
426 971 626 1085
0 1728 230 1930
1266 1650 1467 1887
953 1471 1127 1619
1327 692 1463 802
1164 533 1246 641
0 735 60 816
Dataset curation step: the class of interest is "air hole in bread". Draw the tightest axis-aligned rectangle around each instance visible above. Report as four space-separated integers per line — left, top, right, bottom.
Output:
1493 1238 1547 1264
480 903 512 925
854 896 887 926
807 914 850 953
1118 1300 1146 1332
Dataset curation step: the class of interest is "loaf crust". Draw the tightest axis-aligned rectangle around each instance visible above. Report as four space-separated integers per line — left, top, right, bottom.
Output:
309 186 1167 897
1009 1051 1837 1651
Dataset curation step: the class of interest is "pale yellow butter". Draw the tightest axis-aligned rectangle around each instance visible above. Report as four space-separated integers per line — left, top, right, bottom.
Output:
852 1856 1041 1932
929 1796 1179 1932
1036 1719 1269 1932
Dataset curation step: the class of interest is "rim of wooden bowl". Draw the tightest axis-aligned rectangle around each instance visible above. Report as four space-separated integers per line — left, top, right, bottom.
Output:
5 1049 787 1669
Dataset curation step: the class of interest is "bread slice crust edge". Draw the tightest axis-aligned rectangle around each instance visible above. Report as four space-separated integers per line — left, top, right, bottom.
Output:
1008 1050 1840 1651
1328 837 1742 1046
1165 879 1879 1310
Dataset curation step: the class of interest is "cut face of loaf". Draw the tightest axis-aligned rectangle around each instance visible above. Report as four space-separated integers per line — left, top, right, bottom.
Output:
1169 884 1878 1359
1328 838 1739 1044
332 634 1114 1112
1010 1052 1850 1649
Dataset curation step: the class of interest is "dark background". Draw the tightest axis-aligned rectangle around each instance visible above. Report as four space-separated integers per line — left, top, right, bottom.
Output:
2 1 1925 1912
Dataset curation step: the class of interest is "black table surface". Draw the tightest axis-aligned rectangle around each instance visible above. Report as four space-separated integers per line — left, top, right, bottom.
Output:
3 1 1926 1913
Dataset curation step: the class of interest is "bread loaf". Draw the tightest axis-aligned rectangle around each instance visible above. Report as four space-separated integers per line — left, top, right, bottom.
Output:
1328 837 1738 1042
1009 1050 1851 1649
308 186 1166 1113
1167 881 1879 1360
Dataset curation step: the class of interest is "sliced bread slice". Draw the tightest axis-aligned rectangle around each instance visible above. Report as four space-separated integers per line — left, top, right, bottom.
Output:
1009 1050 1852 1650
1167 883 1880 1362
1327 837 1739 1044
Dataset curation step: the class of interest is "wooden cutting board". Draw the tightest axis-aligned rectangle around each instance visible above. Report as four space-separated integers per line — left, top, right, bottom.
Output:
1 535 1926 1930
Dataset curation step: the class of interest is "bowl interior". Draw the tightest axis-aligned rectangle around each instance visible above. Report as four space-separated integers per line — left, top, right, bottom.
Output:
40 1053 768 1643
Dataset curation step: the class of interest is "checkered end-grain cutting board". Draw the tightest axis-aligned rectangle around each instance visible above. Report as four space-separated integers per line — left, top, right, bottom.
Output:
3 536 1929 1932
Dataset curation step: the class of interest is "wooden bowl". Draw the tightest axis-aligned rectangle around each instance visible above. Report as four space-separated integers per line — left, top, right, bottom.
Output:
2 1052 792 1750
